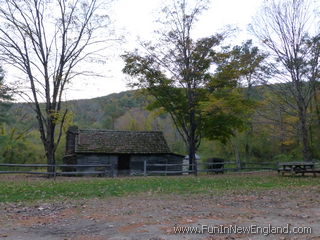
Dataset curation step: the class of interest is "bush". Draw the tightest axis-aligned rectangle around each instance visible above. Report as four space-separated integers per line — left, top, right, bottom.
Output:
273 154 293 163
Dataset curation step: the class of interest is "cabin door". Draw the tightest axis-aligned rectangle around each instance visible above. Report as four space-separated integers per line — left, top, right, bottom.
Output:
118 154 131 175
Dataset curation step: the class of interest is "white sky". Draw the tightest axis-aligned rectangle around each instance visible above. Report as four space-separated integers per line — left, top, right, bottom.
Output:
8 0 264 101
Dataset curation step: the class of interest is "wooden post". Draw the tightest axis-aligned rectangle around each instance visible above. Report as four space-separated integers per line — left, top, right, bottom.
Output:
110 161 115 178
53 165 57 179
103 165 108 177
231 140 241 170
143 160 147 176
165 159 168 176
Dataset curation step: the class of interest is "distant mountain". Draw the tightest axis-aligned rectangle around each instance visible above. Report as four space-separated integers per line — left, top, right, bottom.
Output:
6 82 303 158
7 90 186 154
4 82 316 164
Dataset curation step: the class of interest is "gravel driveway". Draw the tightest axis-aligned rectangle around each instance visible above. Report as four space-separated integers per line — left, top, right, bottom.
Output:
0 183 319 240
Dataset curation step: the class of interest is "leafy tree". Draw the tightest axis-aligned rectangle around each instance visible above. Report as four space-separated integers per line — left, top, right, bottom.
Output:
222 40 269 98
123 0 221 175
0 0 113 175
201 89 255 143
0 126 40 164
103 100 126 129
123 0 257 174
211 40 269 164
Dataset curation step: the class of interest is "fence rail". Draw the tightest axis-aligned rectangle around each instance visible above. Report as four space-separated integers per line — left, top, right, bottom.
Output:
3 160 318 176
0 163 112 167
0 163 112 177
0 160 283 177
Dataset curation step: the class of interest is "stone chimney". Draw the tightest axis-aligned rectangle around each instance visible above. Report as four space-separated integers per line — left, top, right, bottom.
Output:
65 126 79 155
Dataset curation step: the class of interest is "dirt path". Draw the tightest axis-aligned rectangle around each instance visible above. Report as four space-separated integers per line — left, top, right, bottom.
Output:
0 186 319 240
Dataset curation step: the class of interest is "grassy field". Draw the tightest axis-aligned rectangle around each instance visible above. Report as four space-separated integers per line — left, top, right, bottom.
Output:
0 173 320 203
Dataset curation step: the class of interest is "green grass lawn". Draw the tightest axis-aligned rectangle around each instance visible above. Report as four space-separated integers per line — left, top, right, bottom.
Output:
0 173 319 203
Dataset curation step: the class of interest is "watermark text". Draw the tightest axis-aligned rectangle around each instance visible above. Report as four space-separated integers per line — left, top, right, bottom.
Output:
173 224 312 236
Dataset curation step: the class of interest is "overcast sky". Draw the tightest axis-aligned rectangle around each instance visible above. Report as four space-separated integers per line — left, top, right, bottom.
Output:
9 0 264 101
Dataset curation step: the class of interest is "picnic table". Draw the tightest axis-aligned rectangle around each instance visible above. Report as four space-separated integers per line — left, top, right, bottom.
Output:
278 162 316 176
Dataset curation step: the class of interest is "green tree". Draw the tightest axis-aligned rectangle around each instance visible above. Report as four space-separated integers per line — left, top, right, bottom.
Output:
201 89 254 143
123 0 256 174
123 0 220 175
0 126 40 164
103 100 125 129
210 40 269 165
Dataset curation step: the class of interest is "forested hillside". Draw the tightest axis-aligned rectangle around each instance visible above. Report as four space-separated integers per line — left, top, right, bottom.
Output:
1 85 319 165
1 90 185 163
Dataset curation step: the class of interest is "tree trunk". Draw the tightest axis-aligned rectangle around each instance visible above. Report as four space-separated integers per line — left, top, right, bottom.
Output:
295 78 312 162
278 106 286 154
297 104 312 162
46 118 56 177
187 86 198 176
309 101 314 151
188 136 197 176
244 129 252 161
244 84 253 162
187 111 197 176
231 140 241 170
313 86 320 127
46 147 56 177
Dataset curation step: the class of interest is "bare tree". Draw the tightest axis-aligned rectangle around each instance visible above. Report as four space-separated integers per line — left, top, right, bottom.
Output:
251 0 320 161
0 0 113 174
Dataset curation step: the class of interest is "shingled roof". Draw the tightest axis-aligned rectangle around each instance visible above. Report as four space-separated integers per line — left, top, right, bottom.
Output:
74 129 171 154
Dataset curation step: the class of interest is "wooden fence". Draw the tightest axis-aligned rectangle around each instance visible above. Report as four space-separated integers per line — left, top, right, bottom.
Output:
145 161 278 175
0 163 112 177
0 161 280 177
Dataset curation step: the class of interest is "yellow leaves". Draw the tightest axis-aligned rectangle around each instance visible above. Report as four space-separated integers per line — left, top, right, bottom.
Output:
285 115 298 124
201 95 226 112
281 139 295 146
48 110 61 123
201 88 254 116
62 112 74 132
49 110 74 128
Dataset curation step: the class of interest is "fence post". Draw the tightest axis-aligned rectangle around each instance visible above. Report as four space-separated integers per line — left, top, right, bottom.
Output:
110 162 115 178
53 165 57 179
143 160 147 176
236 159 242 171
103 165 108 177
165 159 168 176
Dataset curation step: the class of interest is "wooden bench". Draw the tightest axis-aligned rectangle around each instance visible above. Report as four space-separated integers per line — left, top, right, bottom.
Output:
294 170 320 177
278 162 316 176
